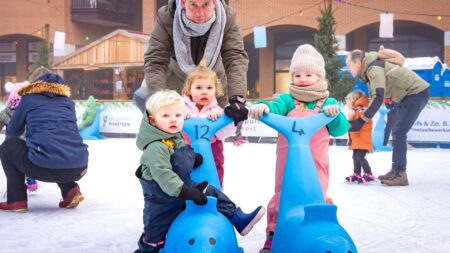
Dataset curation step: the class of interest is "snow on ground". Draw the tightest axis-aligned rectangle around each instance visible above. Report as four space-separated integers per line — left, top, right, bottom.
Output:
1 135 450 253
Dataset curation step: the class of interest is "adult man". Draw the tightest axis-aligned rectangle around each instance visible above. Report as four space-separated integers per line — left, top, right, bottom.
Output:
134 0 249 125
346 49 430 186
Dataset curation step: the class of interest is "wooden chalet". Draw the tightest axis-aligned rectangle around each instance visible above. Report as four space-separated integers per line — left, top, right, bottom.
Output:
53 29 148 100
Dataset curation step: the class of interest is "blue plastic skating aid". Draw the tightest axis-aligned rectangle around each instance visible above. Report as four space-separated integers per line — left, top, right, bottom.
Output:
182 115 233 189
80 108 106 140
161 115 241 252
259 113 357 253
372 108 392 152
161 197 244 253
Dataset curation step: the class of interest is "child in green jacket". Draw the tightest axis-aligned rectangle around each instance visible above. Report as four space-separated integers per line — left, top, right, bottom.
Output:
134 90 265 253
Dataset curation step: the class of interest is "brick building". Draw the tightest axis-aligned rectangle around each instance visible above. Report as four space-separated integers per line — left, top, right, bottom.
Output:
1 0 449 99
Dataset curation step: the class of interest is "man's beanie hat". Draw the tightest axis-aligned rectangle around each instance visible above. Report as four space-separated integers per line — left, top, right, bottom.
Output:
289 44 325 79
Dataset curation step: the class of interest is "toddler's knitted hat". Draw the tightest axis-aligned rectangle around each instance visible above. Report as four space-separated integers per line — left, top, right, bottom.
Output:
289 44 325 79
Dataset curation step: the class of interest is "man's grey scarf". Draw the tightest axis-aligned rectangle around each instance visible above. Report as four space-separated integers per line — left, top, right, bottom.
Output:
173 0 226 74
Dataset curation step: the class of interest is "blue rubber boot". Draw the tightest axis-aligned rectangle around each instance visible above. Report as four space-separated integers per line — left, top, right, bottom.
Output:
230 206 266 236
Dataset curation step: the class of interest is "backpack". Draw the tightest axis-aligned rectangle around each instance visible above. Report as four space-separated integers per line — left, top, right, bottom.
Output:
377 45 405 66
364 46 405 81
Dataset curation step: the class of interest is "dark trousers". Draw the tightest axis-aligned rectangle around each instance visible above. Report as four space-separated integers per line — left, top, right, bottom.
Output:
352 149 371 174
384 102 399 146
137 178 236 253
392 88 429 172
211 140 224 187
0 138 86 202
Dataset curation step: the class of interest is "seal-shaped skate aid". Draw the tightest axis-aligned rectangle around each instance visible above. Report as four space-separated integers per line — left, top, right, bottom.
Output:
259 113 358 253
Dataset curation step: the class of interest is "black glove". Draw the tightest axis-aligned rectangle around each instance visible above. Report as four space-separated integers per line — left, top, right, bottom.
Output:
195 181 209 194
349 118 366 132
193 153 203 169
178 184 207 205
135 165 143 179
224 95 248 126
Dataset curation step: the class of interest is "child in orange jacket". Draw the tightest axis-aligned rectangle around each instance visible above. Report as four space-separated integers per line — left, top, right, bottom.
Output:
345 90 376 184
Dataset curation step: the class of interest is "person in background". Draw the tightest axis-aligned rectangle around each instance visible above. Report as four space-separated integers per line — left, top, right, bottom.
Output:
0 73 89 212
346 49 429 186
345 90 376 184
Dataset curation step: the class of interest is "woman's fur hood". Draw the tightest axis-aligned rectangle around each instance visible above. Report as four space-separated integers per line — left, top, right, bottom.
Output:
18 81 71 98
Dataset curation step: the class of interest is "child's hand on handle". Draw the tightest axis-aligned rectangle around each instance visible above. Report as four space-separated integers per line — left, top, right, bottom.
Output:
208 111 221 121
248 104 269 119
184 112 191 119
323 105 339 116
178 183 207 205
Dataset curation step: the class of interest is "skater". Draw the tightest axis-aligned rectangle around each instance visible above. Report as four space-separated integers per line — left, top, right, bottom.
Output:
0 73 89 212
134 90 265 253
248 44 349 252
344 90 376 184
346 49 430 186
181 60 235 187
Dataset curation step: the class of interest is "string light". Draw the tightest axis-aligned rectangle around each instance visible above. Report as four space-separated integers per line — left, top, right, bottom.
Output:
242 0 322 31
337 1 450 18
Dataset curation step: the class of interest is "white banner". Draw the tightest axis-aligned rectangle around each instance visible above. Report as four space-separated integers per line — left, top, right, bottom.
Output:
407 106 450 142
379 13 394 38
75 105 142 134
53 31 66 56
69 101 450 143
240 118 277 137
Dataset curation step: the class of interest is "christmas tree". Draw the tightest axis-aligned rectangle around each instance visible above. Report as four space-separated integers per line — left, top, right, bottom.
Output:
29 40 51 76
313 0 354 101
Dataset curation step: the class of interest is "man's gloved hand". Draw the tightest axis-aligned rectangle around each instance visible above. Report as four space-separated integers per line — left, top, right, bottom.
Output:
178 184 207 205
248 104 269 119
195 181 209 194
193 153 203 169
224 95 248 126
135 165 143 179
349 118 366 132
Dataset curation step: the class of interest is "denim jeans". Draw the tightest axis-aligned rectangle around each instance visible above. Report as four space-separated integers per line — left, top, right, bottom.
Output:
391 88 430 171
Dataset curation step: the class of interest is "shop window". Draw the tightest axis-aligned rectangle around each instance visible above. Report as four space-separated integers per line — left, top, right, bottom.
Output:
91 70 113 99
126 68 144 99
275 59 291 94
65 70 86 99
